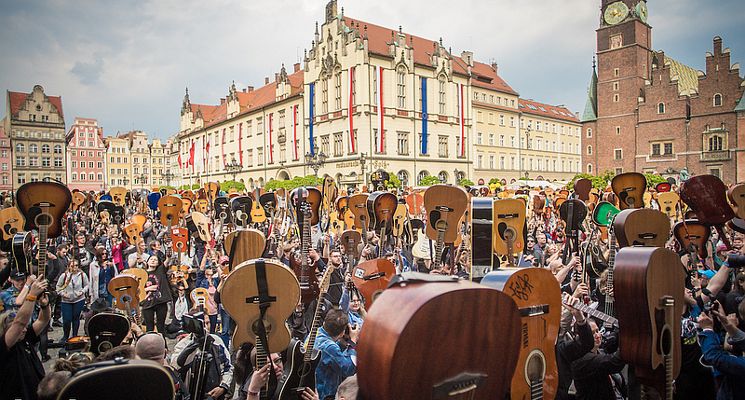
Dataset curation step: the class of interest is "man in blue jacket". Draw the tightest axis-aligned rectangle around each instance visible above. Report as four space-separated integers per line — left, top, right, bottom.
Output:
315 308 358 400
697 301 745 400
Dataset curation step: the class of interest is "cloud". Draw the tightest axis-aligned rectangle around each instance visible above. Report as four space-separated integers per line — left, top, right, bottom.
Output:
0 0 743 140
70 57 104 85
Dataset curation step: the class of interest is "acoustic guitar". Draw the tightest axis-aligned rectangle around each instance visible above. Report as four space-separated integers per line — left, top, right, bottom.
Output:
727 183 745 219
131 214 148 230
613 209 670 248
231 195 254 228
0 206 25 241
190 287 210 313
471 198 496 278
220 258 301 352
347 193 371 244
656 192 680 220
205 181 219 202
11 232 33 275
573 178 592 202
71 191 87 212
481 268 561 400
87 312 131 356
339 229 362 260
16 181 71 284
122 224 143 246
679 174 735 249
250 189 267 224
180 197 193 218
171 227 189 257
357 273 521 400
611 172 647 210
189 211 212 243
195 198 209 214
225 228 266 270
107 275 141 328
424 185 468 268
213 197 232 224
672 220 710 261
591 201 620 228
492 199 525 267
351 258 396 308
367 191 398 256
390 201 408 239
109 186 128 207
147 192 161 212
290 198 321 305
558 199 587 264
290 187 321 226
157 195 183 229
405 191 425 217
121 267 148 303
615 247 685 399
561 293 618 328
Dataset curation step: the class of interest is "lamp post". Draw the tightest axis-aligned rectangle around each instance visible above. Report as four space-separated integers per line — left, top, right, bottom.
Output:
225 157 242 182
359 152 367 188
163 170 174 187
122 177 129 189
454 168 461 185
305 146 327 176
137 173 148 189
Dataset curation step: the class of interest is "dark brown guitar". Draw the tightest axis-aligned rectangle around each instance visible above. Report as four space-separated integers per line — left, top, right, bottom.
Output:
366 191 398 257
680 175 735 249
357 273 521 400
615 247 685 399
672 220 711 261
351 258 395 309
613 208 670 248
611 172 647 210
573 178 592 202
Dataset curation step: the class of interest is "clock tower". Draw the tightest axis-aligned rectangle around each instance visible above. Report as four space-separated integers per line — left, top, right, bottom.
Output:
588 0 653 174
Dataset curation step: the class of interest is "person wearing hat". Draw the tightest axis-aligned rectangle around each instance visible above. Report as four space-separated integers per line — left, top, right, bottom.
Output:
0 271 30 310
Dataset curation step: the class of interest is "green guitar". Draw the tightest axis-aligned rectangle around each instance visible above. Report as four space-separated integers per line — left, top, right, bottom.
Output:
592 201 620 227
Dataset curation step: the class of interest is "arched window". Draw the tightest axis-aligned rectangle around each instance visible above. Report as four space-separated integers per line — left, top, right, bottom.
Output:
29 144 38 153
658 103 665 114
713 93 723 107
89 173 95 180
54 144 62 154
586 128 592 138
587 145 592 155
72 173 77 180
41 144 50 153
397 66 406 108
80 173 86 181
438 171 448 183
16 143 24 153
709 135 723 151
417 170 429 185
587 164 593 174
397 170 409 187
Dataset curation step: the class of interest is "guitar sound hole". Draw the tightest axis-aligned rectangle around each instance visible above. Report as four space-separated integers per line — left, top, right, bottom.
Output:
525 350 546 383
35 213 52 228
660 326 672 356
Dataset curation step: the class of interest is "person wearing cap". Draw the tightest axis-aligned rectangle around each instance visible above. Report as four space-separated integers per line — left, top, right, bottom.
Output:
0 271 30 310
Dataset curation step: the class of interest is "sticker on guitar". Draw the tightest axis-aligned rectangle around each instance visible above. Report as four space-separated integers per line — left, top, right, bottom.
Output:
508 273 534 301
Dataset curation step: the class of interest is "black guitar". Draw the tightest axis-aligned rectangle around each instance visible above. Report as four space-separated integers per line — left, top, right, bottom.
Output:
275 262 336 399
559 199 587 265
230 195 253 228
11 232 33 275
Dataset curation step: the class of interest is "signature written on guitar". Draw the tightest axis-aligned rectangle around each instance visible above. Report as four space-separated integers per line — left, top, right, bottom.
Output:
508 274 534 301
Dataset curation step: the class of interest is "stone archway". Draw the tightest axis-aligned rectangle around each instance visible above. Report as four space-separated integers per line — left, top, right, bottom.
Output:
277 170 291 180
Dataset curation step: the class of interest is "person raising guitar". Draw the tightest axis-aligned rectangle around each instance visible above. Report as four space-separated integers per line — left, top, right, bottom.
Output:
140 255 172 334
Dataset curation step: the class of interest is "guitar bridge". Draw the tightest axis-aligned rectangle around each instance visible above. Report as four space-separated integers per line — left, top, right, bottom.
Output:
432 372 487 399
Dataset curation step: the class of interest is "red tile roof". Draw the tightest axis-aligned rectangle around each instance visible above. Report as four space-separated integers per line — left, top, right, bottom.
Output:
7 90 64 119
342 17 517 95
518 99 579 123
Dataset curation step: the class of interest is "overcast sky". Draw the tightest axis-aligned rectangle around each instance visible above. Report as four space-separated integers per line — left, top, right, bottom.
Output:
1 0 743 140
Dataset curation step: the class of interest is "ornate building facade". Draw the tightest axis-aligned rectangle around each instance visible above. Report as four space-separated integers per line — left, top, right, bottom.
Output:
66 117 105 191
0 126 12 191
4 85 67 187
104 134 131 188
582 0 745 183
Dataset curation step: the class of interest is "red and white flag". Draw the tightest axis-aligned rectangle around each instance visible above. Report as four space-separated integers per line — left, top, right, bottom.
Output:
376 66 384 153
292 105 298 160
188 139 195 171
268 113 274 164
459 83 465 158
349 66 356 153
238 122 243 165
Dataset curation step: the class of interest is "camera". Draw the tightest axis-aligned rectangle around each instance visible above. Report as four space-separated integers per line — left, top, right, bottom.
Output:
727 254 745 268
183 312 206 338
703 301 719 313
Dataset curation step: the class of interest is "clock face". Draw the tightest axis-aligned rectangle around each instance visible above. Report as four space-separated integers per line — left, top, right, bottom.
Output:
604 1 630 25
636 1 648 23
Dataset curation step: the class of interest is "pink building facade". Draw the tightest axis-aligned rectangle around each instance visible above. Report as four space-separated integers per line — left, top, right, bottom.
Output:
66 117 105 191
0 126 11 192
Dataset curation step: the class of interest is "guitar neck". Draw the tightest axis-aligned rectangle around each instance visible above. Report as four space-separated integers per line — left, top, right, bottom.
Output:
564 299 618 327
254 335 271 399
604 233 616 320
38 223 48 280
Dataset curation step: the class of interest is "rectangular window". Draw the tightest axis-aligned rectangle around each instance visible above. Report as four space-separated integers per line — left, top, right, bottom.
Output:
397 132 409 155
397 70 406 108
247 149 253 166
320 135 330 155
477 154 483 168
499 135 504 147
614 149 623 160
477 132 482 145
664 143 673 155
15 156 25 167
489 155 495 169
615 167 623 175
439 79 446 114
438 135 448 157
257 117 263 135
334 72 342 110
499 115 505 126
257 147 263 165
333 132 343 157
322 79 329 114
55 158 63 168
372 71 378 105
42 157 50 167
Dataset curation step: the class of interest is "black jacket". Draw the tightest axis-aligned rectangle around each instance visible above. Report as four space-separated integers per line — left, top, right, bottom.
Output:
571 350 626 400
555 321 594 400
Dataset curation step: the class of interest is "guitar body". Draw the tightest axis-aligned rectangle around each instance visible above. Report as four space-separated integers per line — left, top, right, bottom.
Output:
614 247 685 397
225 229 267 267
613 209 671 248
195 198 209 213
559 199 588 232
121 268 148 303
276 338 320 400
230 195 254 227
180 197 193 218
357 276 521 400
672 220 710 259
220 259 301 351
205 182 220 200
611 172 647 210
181 190 196 203
123 224 143 246
250 190 268 223
71 191 87 212
147 192 161 212
366 191 398 234
481 268 561 400
190 287 210 311
391 202 408 238
592 201 620 227
0 206 25 241
656 192 680 219
16 181 72 238
259 192 278 217
214 197 232 224
11 232 33 274
339 230 362 260
573 178 592 201
472 198 496 276
190 211 212 242
87 312 130 355
107 275 140 312
157 195 183 227
679 175 735 226
131 214 148 230
424 184 468 244
351 258 396 308
411 225 432 260
405 192 424 216
727 184 745 219
347 193 370 232
109 186 128 207
492 199 526 258
171 227 189 254
290 187 322 226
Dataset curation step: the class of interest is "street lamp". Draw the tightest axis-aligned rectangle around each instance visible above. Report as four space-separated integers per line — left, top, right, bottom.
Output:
305 146 327 176
225 157 242 182
163 170 174 187
137 173 148 189
122 177 129 189
359 152 367 187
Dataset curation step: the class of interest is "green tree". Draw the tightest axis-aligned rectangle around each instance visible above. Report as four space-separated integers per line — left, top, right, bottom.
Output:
488 178 502 185
220 180 246 192
385 172 402 190
265 175 322 191
568 171 614 191
643 173 666 188
458 178 475 187
419 175 441 186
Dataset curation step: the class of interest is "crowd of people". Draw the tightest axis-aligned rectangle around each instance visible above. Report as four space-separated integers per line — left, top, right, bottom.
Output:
0 179 744 400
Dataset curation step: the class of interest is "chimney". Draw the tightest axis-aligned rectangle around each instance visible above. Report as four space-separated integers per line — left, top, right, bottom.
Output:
461 51 473 67
491 61 498 74
265 77 270 85
220 98 226 104
275 73 279 82
242 88 246 93
247 86 254 92
294 63 301 72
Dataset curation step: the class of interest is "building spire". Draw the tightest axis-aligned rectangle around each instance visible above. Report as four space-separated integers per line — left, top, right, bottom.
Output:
581 57 599 122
